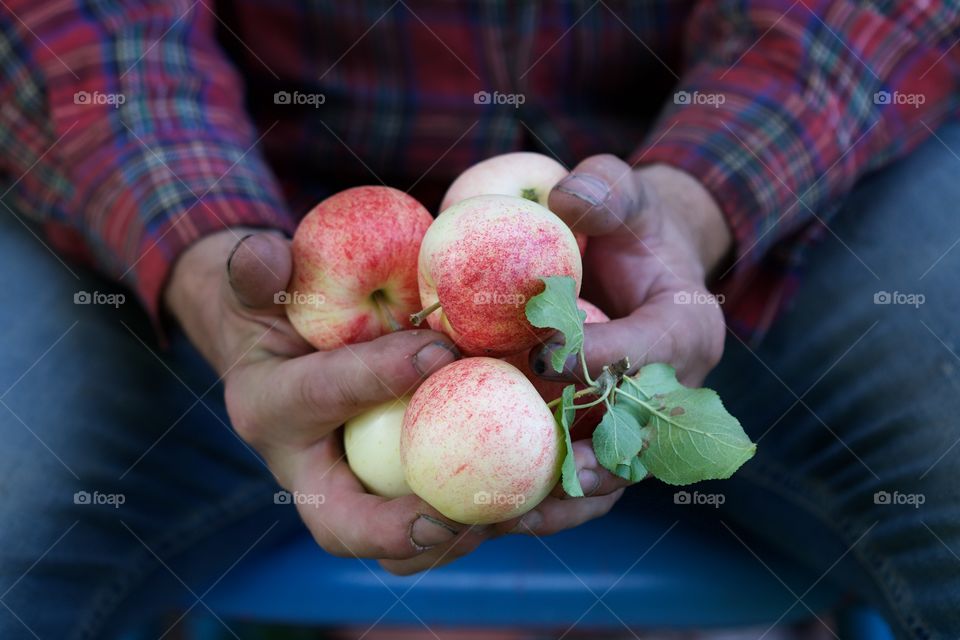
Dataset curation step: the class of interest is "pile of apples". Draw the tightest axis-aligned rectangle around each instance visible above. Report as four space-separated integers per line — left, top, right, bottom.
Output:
286 153 605 525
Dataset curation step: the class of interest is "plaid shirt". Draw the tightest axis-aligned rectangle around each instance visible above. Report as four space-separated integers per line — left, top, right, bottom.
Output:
1 0 958 339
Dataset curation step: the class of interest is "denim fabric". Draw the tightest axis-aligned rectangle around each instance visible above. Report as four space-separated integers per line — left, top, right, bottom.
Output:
1 121 959 639
704 119 960 639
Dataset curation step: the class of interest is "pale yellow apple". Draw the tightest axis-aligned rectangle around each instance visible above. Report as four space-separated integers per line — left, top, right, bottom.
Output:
440 151 588 254
344 397 413 499
440 151 568 210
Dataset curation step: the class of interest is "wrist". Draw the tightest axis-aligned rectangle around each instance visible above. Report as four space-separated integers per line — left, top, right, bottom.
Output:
635 164 732 280
164 228 258 370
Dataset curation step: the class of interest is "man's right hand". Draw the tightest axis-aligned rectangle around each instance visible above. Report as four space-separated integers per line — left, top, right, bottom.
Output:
164 229 490 574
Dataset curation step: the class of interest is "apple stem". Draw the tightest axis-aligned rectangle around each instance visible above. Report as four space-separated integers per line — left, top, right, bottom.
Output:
371 290 403 333
410 301 441 326
546 385 600 410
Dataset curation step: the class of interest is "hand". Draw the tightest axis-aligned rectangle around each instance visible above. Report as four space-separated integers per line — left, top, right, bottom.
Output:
493 439 627 537
165 229 489 574
537 156 733 387
165 228 629 572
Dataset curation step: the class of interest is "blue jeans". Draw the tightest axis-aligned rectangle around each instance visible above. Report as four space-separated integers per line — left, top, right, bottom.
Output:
1 122 959 640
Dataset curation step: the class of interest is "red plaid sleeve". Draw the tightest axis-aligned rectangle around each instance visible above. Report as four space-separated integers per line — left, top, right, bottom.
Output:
635 0 960 329
0 0 295 322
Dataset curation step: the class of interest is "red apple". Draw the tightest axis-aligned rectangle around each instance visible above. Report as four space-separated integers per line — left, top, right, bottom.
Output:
417 194 582 357
401 357 562 524
287 186 433 350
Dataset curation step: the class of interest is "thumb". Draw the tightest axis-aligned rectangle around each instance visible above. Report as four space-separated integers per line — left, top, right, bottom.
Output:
226 231 294 314
548 154 651 237
243 329 460 446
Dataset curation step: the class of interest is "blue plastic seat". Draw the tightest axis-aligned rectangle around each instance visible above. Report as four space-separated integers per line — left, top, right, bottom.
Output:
169 489 894 637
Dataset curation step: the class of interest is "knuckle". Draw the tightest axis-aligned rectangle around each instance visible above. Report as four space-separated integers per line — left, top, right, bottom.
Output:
224 380 261 446
297 363 350 417
331 373 365 411
365 538 399 560
529 515 560 537
310 527 348 557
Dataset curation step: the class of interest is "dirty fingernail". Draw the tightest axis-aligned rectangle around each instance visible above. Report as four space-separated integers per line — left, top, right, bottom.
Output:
578 469 601 496
532 343 577 379
225 233 255 280
413 341 460 377
410 514 459 550
555 173 610 207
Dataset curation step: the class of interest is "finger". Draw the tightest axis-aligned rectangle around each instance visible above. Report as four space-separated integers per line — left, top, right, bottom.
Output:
244 329 459 443
548 154 651 237
529 293 721 386
227 232 294 313
378 523 495 576
549 439 632 499
294 435 470 561
295 330 460 417
496 489 625 537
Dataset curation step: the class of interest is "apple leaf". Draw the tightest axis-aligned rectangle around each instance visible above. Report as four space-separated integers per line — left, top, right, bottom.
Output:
592 403 645 472
629 363 685 398
615 456 649 483
525 276 585 374
621 363 685 423
554 384 584 498
635 387 756 485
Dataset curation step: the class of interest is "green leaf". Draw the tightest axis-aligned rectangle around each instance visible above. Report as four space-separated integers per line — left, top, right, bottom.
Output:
639 387 756 485
630 363 685 398
615 456 649 482
622 363 685 424
592 403 645 473
554 384 584 497
525 276 585 373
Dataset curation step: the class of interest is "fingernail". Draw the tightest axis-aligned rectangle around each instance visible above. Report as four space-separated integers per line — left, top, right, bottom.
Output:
225 233 255 280
532 343 577 379
413 341 460 377
410 514 459 550
578 469 601 496
511 510 542 534
555 173 610 207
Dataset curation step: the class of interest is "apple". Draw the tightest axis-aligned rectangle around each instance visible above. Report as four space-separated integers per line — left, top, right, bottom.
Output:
287 186 433 350
503 298 609 437
401 357 562 524
416 194 582 357
440 151 588 254
344 397 412 499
